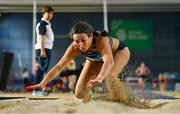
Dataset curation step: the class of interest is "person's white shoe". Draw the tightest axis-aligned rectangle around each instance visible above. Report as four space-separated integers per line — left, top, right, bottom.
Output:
32 90 43 96
32 90 50 96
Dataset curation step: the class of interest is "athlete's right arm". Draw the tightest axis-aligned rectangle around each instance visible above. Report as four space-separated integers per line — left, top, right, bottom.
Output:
26 42 81 90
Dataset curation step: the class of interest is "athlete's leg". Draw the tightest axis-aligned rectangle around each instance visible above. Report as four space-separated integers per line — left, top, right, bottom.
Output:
111 47 130 77
105 47 130 101
75 60 102 99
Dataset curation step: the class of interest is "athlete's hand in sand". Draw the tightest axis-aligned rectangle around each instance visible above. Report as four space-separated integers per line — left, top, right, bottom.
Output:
87 76 104 88
26 83 45 91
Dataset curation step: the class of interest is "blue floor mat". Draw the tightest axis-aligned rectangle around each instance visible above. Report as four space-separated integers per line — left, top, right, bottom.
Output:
131 91 178 99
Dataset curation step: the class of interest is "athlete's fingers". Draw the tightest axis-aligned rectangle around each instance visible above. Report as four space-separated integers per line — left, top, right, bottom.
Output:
88 80 95 84
87 80 100 88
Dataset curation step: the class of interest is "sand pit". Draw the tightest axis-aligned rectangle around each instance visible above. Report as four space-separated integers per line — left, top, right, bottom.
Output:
0 92 179 114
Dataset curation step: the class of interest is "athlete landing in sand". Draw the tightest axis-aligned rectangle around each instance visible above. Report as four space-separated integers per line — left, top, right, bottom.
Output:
27 21 130 101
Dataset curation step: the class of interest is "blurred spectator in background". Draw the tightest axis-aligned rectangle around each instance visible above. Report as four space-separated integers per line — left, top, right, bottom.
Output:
8 59 79 93
67 59 77 93
43 60 81 93
159 73 168 92
135 62 150 91
60 59 77 92
152 78 159 90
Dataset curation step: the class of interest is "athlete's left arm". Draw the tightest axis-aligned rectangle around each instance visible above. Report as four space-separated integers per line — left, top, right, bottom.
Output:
98 36 114 79
88 37 114 88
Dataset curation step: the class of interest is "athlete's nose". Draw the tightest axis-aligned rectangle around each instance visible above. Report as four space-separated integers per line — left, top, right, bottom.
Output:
79 42 84 48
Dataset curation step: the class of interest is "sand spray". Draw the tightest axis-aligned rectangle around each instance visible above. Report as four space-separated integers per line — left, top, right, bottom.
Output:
82 65 167 109
104 74 151 109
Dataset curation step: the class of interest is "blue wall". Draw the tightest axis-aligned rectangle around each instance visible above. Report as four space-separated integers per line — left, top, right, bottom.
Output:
0 13 32 72
0 12 180 75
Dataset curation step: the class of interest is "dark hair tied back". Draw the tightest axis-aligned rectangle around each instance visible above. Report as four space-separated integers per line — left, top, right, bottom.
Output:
70 21 94 38
93 30 109 37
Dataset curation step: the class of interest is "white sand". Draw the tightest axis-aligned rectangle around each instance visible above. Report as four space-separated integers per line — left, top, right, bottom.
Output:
0 93 179 114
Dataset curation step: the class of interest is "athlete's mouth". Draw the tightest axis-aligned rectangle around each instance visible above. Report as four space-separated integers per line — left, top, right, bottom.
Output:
81 48 87 52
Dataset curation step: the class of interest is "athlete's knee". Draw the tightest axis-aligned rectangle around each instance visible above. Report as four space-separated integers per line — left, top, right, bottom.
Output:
74 85 82 98
75 90 84 99
110 73 119 77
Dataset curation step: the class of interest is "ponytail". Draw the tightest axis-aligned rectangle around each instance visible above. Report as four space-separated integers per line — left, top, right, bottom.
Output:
93 30 109 38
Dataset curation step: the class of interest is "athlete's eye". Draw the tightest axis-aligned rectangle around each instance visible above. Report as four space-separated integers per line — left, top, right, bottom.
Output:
75 40 79 44
81 40 85 43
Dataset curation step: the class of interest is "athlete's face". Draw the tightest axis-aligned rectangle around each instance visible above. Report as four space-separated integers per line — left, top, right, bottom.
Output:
73 33 93 52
